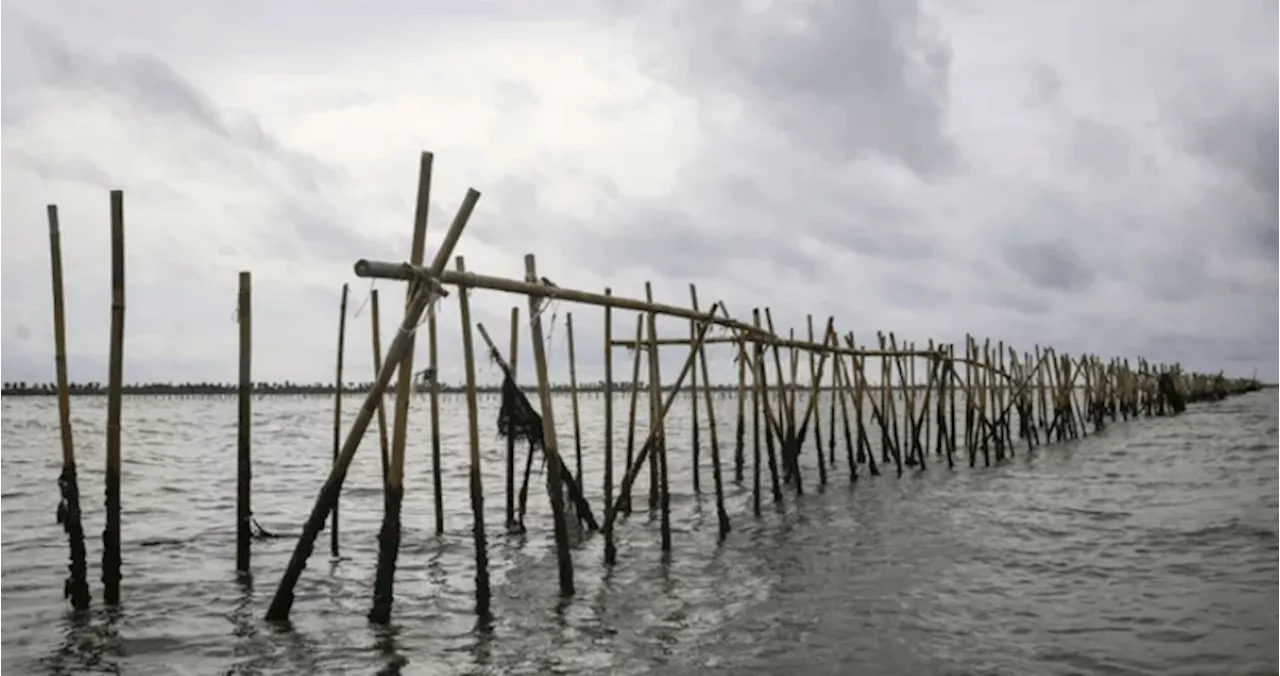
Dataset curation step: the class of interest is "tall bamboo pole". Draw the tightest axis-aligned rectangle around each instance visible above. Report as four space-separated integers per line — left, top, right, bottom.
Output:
103 189 125 605
370 152 435 624
456 256 491 617
236 271 253 573
331 282 349 558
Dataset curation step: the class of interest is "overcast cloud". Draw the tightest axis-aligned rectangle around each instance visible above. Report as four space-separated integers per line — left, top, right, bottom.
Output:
2 0 1276 388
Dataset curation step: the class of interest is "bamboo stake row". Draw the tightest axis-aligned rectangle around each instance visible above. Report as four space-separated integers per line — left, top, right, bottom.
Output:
35 152 1263 630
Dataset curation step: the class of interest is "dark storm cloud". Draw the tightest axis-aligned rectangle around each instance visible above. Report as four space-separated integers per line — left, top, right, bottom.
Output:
613 0 955 175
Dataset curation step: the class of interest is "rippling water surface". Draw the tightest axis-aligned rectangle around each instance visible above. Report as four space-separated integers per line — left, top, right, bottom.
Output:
2 389 1276 675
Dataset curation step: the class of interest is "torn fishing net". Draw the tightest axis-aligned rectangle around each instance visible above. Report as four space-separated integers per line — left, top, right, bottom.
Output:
498 369 543 450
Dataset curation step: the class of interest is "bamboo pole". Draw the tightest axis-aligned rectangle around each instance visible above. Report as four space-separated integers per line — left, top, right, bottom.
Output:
566 312 584 487
603 289 617 562
369 152 434 625
455 256 491 618
524 254 575 595
644 283 671 552
505 306 520 531
266 180 475 624
358 261 771 340
104 189 125 606
807 315 827 486
429 298 444 534
602 302 720 563
331 282 349 559
622 315 643 515
237 272 253 573
688 285 702 494
370 290 391 488
690 286 729 538
735 338 747 483
47 204 91 609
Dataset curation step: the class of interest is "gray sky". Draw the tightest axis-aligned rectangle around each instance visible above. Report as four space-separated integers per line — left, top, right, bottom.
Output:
2 0 1276 387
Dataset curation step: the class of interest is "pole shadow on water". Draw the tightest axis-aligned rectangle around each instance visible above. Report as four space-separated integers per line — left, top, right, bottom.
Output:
44 606 123 676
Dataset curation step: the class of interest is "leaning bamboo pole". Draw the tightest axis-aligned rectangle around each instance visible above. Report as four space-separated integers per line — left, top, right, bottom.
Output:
47 204 91 610
265 184 475 623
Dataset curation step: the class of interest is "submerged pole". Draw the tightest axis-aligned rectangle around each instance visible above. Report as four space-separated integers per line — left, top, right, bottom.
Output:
47 204 91 610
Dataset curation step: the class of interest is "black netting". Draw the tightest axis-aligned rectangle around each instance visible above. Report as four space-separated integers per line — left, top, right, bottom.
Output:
497 364 543 450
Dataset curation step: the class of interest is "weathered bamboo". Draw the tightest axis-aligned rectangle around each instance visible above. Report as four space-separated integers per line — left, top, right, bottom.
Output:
807 316 828 486
690 287 729 538
756 310 785 503
566 312 584 487
602 302 720 563
603 289 617 562
644 284 671 552
832 349 858 483
751 330 763 516
47 204 91 609
266 180 474 623
429 301 444 534
370 153 434 624
331 282 349 559
455 257 491 618
505 306 520 531
524 254 575 595
358 261 771 340
370 291 391 488
104 189 125 606
237 272 253 573
689 285 702 494
622 315 644 515
735 338 747 483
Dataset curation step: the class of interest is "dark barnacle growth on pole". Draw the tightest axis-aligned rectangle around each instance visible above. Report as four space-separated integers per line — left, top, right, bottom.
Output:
57 465 91 610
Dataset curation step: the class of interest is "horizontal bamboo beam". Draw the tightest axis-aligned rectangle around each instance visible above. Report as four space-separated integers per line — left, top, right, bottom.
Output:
610 336 937 358
355 260 774 340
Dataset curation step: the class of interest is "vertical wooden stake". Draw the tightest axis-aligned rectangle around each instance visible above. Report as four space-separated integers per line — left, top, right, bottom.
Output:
104 190 126 606
505 306 520 531
370 290 391 488
566 312 584 487
237 272 253 573
603 289 617 562
429 303 444 534
331 282 349 558
622 315 644 515
455 257 491 618
690 286 728 538
525 255 574 595
643 283 671 552
48 204 91 609
370 154 448 625
735 338 747 483
688 285 702 494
